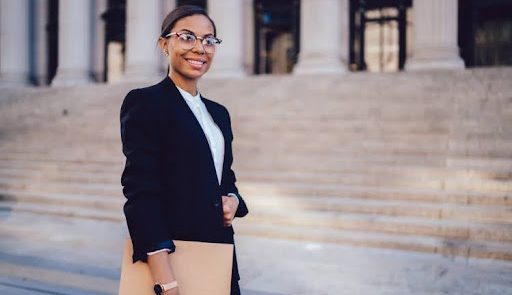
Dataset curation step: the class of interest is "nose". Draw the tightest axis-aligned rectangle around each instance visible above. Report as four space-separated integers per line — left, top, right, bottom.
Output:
192 39 206 55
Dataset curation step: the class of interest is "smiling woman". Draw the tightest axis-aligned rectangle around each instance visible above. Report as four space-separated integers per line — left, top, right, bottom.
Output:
120 5 248 295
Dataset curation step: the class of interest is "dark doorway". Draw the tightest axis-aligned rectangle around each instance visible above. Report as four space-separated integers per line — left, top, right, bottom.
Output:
47 0 59 84
349 0 411 72
253 0 300 74
101 0 126 82
459 0 512 67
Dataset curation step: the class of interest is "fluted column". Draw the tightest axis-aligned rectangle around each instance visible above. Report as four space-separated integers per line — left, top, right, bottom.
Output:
293 0 348 75
0 0 30 86
405 0 464 71
208 0 246 77
242 0 254 73
124 0 161 82
52 0 92 86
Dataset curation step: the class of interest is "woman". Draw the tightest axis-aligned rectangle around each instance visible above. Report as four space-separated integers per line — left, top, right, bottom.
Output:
120 5 248 295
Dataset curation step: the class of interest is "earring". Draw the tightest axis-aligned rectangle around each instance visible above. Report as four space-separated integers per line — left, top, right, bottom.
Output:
164 50 168 56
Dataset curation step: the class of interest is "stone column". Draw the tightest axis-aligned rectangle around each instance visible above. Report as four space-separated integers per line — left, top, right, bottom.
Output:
293 0 348 75
405 0 464 70
208 0 246 77
124 0 161 82
91 0 107 82
52 0 92 86
242 0 254 74
0 0 30 86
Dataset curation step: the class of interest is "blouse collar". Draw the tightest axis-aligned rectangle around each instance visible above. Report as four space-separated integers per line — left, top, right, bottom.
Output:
176 85 202 104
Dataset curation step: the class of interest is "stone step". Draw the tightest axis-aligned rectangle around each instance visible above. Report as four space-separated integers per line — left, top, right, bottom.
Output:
2 149 512 174
234 133 512 151
234 121 511 138
1 197 510 244
1 158 510 189
235 223 512 261
0 189 123 211
0 153 505 176
0 201 121 222
240 181 512 206
0 176 120 196
245 209 512 243
237 170 512 193
0 163 509 198
245 194 512 224
2 157 510 187
234 139 512 159
2 187 510 225
234 152 512 172
0 270 115 295
1 172 510 208
3 133 511 158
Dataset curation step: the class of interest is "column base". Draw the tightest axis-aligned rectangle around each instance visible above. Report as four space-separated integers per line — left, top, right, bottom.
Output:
0 73 30 87
293 54 346 75
51 69 92 87
405 57 465 71
405 48 465 71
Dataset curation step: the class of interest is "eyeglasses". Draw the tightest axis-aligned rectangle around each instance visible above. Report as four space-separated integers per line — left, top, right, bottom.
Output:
165 32 222 53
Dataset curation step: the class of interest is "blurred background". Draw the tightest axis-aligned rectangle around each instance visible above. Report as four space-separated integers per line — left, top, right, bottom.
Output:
0 0 511 294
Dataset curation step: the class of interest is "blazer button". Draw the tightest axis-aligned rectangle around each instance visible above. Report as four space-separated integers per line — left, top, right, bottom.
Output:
213 201 221 208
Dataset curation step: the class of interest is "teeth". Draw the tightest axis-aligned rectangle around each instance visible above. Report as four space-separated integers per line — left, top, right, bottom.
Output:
187 59 204 65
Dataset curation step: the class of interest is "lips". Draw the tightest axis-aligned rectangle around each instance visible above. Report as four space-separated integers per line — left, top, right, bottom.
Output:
185 58 207 69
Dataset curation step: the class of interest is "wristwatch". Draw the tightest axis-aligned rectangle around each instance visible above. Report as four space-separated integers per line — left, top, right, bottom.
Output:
154 281 178 294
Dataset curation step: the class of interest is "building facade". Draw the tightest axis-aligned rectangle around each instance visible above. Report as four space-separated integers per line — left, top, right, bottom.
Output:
0 0 511 86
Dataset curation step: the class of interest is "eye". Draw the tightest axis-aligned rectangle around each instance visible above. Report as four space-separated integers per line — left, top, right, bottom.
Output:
179 33 196 42
203 37 219 46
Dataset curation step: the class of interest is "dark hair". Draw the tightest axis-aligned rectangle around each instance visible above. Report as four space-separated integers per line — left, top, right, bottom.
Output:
160 5 217 38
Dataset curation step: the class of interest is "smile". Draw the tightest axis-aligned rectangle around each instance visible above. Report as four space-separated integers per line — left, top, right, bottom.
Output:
186 58 206 66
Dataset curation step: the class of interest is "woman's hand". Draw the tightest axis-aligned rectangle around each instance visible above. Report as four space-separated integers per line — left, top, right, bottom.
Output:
147 252 179 294
222 195 239 227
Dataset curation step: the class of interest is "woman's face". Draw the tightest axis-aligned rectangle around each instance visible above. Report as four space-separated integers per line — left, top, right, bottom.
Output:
160 14 216 81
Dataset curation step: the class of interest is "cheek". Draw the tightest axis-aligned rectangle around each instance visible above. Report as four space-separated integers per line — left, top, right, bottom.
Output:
170 52 184 68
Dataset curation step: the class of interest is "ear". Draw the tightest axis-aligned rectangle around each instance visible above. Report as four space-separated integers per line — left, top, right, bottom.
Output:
158 37 168 54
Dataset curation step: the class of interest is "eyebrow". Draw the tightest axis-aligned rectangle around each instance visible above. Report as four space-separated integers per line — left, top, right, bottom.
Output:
177 29 215 38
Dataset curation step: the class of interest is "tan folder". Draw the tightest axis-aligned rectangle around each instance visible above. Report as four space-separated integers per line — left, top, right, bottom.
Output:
118 238 233 295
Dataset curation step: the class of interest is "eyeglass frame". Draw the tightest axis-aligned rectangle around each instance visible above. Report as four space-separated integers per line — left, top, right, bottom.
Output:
164 31 222 52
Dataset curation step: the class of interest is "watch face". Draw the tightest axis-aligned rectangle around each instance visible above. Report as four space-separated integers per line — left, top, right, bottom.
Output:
154 284 163 294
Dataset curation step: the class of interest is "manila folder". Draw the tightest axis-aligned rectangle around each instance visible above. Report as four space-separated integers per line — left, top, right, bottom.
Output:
118 238 234 295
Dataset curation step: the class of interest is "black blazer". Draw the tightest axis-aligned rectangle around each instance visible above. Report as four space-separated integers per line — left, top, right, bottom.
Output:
120 76 248 277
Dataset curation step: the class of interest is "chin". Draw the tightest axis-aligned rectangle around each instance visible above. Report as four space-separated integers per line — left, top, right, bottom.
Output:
184 71 206 80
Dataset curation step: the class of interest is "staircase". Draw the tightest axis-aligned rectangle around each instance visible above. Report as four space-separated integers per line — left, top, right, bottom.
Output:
0 68 511 261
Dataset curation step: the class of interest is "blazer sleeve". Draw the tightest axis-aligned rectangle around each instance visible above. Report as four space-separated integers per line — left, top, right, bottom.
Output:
120 89 175 263
221 107 249 218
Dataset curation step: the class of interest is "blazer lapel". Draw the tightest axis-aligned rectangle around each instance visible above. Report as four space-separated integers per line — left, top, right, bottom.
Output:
202 97 227 139
160 76 221 190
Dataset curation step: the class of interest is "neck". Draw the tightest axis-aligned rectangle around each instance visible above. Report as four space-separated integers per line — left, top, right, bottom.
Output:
169 72 198 96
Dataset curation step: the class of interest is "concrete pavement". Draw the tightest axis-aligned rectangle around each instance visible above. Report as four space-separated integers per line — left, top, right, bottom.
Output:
0 210 511 295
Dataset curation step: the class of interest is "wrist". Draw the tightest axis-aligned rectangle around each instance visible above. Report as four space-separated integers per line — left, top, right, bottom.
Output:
227 193 239 205
154 281 178 295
